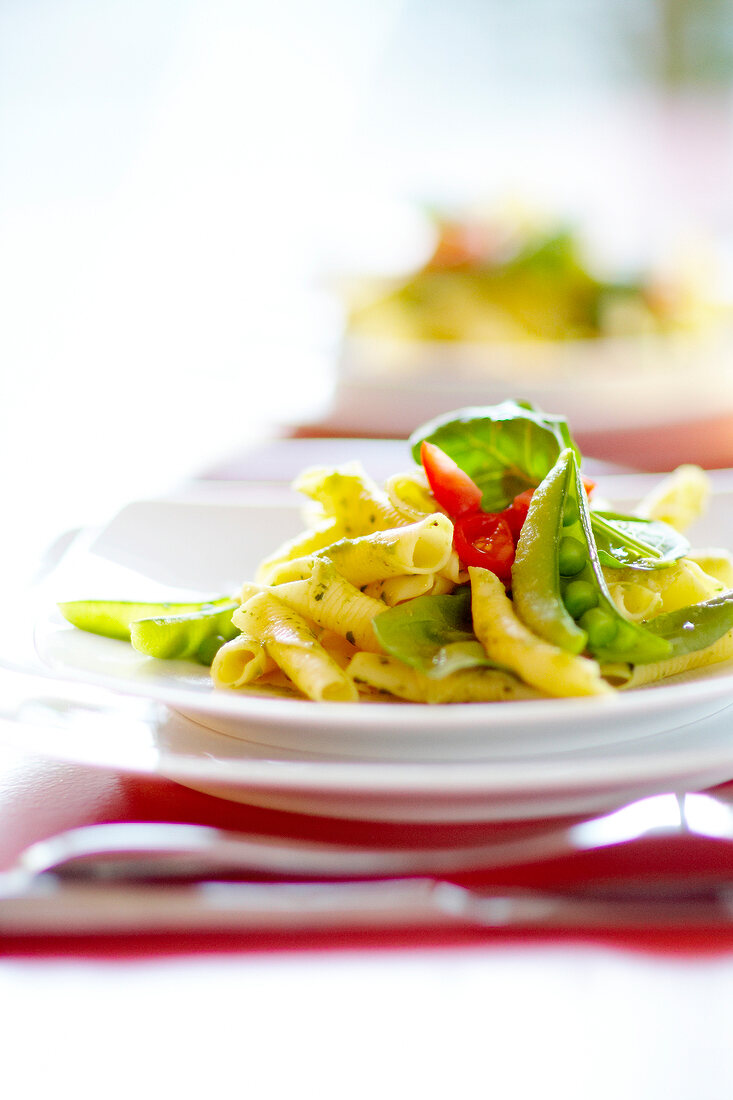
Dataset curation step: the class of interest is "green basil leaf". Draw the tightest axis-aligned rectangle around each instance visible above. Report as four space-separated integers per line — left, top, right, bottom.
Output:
642 592 733 657
372 588 497 679
591 511 690 570
409 400 581 510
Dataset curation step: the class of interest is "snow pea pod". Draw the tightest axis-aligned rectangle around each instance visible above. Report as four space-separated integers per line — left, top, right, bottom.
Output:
511 449 588 654
58 598 235 642
642 591 733 657
513 449 673 665
129 602 240 664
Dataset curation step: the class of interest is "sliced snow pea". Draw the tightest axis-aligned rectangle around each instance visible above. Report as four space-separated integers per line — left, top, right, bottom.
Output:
513 449 673 665
511 449 589 654
642 591 733 658
58 598 234 642
129 602 240 664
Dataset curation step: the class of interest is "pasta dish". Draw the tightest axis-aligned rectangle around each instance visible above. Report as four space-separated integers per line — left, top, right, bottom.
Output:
59 401 733 705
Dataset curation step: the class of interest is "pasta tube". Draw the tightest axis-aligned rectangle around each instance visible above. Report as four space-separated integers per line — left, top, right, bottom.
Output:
636 464 710 532
685 549 733 589
257 463 416 583
348 652 542 703
469 567 612 697
255 523 343 582
265 514 454 589
211 634 276 688
254 559 386 653
438 549 468 585
603 558 726 623
319 513 453 585
384 470 445 520
362 573 454 606
295 462 411 534
234 591 358 702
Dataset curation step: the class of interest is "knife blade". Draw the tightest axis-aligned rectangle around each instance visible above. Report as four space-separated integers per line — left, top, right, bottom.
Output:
2 872 733 936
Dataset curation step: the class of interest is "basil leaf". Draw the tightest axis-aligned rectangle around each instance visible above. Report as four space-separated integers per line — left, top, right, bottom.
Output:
409 400 581 511
591 511 690 570
643 592 733 657
372 588 497 679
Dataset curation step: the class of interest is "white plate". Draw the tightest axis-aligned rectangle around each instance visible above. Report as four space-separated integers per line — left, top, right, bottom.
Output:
23 473 733 765
3 473 733 821
328 327 733 438
3 671 733 822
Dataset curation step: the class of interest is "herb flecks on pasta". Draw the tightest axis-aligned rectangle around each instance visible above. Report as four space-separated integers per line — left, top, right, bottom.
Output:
58 401 733 704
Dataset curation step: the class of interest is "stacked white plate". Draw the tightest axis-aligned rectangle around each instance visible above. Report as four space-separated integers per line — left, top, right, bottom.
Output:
5 472 733 823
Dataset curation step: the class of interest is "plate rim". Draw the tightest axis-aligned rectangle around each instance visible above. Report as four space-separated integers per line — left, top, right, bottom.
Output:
4 702 733 796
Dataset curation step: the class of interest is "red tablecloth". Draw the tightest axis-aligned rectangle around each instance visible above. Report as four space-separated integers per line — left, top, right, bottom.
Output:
3 740 733 958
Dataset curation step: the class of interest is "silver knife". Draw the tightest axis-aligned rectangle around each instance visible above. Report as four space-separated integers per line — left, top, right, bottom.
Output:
2 872 733 935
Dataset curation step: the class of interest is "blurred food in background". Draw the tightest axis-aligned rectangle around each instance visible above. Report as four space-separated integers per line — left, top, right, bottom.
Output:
306 203 733 469
344 206 716 346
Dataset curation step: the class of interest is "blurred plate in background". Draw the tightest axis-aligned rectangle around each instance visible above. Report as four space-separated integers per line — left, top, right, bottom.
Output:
308 326 733 470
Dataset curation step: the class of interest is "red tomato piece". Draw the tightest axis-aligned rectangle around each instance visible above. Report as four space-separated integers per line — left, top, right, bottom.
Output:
502 488 534 541
420 440 483 516
582 476 595 498
453 512 516 585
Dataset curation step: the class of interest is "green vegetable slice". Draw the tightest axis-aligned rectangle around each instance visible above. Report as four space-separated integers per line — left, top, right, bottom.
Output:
512 448 673 665
642 592 733 658
58 598 234 642
372 587 497 679
129 603 240 664
511 449 588 654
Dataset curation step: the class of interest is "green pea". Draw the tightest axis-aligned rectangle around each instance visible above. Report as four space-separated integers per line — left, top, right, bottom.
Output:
561 496 579 527
558 536 586 576
579 607 618 648
563 580 598 619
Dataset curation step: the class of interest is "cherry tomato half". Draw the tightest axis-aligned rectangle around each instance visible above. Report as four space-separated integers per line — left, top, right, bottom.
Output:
420 440 483 516
452 512 516 585
502 488 534 541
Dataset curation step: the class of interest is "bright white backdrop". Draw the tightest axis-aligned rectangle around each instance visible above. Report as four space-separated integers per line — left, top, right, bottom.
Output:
4 1 733 578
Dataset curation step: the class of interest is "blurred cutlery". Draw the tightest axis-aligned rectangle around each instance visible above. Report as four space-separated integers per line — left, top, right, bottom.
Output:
2 875 733 936
9 790 733 883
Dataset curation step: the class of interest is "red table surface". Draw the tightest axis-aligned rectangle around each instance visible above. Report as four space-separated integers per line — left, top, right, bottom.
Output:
3 742 733 958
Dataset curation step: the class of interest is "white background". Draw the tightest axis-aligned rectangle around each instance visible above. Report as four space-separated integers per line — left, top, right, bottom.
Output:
4 1 733 572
